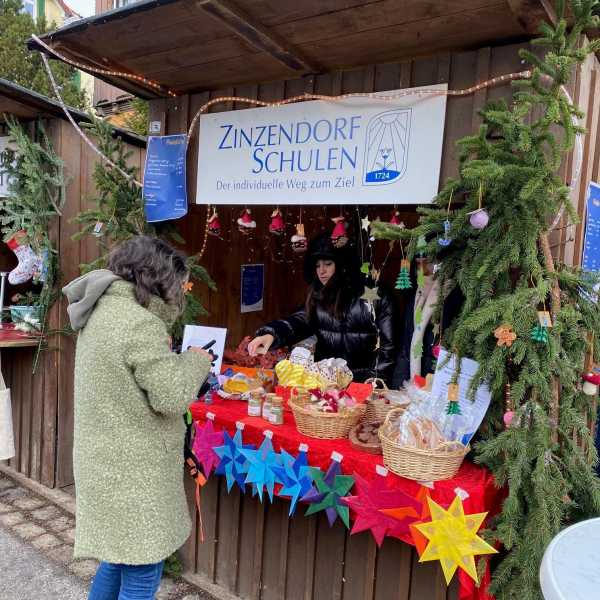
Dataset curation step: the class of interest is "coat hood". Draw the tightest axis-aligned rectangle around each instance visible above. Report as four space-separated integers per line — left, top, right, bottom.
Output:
62 269 120 331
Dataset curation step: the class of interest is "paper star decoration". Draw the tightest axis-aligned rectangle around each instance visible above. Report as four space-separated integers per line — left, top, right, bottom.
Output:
413 495 497 584
192 420 224 477
343 473 421 546
240 435 282 502
302 460 355 528
272 447 313 516
214 429 255 492
361 216 371 231
361 285 379 304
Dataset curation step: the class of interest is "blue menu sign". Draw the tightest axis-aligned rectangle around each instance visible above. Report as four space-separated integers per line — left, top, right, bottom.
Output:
143 134 188 222
582 182 600 272
241 264 264 313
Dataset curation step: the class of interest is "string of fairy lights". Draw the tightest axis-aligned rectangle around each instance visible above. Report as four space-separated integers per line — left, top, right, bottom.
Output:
33 35 584 258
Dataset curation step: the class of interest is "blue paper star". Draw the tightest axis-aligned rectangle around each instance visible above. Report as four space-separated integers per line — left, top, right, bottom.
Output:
214 429 254 492
272 448 314 516
240 436 282 502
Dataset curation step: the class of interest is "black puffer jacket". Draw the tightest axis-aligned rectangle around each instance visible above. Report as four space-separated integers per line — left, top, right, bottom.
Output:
257 234 396 384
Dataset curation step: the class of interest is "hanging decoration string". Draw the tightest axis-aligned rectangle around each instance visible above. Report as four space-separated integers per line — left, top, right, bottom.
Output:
36 44 143 188
31 34 177 97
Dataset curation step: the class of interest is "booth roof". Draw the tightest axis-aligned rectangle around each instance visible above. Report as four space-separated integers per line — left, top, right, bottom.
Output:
27 0 557 99
0 78 146 148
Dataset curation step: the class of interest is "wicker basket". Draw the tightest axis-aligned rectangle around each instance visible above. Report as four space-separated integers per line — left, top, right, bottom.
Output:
289 399 365 439
365 378 395 422
379 408 469 481
349 420 383 454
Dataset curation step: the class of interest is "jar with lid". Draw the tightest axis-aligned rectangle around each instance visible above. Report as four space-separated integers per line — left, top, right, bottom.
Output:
262 393 276 421
248 392 262 417
269 396 284 425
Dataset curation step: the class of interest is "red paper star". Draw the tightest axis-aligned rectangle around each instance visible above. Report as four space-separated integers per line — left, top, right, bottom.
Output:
342 473 421 546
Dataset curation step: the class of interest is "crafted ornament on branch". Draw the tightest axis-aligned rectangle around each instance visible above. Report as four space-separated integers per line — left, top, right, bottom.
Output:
207 208 222 237
268 208 286 235
331 215 348 248
395 259 412 290
389 209 404 226
291 222 307 253
413 495 497 585
468 183 489 230
6 230 45 285
237 209 257 234
302 453 354 528
494 324 517 347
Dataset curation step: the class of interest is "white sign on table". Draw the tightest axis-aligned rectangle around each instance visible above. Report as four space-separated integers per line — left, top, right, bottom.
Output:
196 85 447 205
182 325 227 376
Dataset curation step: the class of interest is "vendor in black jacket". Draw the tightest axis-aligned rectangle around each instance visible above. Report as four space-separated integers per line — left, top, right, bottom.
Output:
248 233 396 385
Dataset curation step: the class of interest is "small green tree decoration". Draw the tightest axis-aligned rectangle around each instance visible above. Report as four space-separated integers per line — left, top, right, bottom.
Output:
373 2 600 598
0 116 66 370
72 116 216 343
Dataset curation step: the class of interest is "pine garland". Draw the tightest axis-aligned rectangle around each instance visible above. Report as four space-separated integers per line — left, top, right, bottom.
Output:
0 116 66 371
71 116 216 343
373 2 600 598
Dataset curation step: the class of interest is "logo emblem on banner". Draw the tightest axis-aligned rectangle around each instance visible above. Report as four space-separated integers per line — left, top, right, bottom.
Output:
363 109 411 186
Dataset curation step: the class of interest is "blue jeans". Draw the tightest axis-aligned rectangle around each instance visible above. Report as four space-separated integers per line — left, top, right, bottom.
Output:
88 561 164 600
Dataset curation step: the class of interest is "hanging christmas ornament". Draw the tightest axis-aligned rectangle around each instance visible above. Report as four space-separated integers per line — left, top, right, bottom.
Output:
6 230 44 285
468 182 489 230
531 324 549 344
438 220 452 247
389 209 404 226
503 382 515 427
361 215 371 232
395 259 412 290
360 262 371 275
582 372 600 396
446 383 461 415
268 208 286 235
207 208 222 237
469 209 489 230
412 495 497 585
494 324 517 347
331 215 348 248
237 208 257 234
416 235 427 257
291 222 307 253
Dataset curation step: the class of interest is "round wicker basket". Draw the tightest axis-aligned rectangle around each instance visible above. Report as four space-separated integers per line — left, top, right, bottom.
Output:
289 399 365 439
349 420 383 454
379 408 469 481
364 378 394 422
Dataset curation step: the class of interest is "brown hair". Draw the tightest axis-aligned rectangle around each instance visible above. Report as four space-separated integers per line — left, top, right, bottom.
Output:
107 236 189 312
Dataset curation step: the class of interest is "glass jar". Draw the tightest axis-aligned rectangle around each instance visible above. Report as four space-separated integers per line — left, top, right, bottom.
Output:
269 397 284 425
248 393 262 417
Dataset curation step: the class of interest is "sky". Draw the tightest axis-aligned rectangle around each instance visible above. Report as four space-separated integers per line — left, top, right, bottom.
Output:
65 0 95 18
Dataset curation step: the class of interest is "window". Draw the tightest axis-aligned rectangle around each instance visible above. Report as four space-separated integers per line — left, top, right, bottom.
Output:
22 0 35 17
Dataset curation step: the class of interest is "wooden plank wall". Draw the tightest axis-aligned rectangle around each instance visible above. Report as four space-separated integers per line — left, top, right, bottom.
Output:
1 119 145 489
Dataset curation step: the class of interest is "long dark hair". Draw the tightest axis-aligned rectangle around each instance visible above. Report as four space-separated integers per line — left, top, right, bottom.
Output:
303 233 363 320
107 236 189 312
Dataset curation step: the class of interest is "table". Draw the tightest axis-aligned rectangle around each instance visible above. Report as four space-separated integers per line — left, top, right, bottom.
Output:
190 395 504 600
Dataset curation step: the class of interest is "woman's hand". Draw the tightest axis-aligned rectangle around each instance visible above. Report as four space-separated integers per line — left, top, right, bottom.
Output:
188 347 215 362
247 334 274 357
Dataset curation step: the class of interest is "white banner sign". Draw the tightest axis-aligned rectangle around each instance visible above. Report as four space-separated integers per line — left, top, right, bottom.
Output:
196 85 447 205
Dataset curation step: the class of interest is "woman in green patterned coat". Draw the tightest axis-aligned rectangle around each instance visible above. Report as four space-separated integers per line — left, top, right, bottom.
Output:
62 236 212 600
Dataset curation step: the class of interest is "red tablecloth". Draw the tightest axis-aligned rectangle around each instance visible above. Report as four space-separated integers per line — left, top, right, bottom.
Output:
190 396 503 600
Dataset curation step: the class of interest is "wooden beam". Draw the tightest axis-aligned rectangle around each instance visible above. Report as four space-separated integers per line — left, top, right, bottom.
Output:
196 0 320 73
507 0 558 34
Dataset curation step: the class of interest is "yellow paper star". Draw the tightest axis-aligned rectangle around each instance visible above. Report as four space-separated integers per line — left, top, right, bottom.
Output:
414 496 497 585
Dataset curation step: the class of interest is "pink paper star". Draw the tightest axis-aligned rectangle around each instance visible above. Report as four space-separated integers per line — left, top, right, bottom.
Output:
342 473 421 546
192 420 224 477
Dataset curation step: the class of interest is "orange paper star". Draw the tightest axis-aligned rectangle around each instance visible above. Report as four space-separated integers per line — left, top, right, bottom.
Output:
494 324 516 347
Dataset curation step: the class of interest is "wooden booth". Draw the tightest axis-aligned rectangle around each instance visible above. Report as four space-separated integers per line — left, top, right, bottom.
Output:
29 1 600 599
0 78 146 491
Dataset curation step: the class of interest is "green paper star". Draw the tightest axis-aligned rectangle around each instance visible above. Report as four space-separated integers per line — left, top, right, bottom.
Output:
304 466 355 528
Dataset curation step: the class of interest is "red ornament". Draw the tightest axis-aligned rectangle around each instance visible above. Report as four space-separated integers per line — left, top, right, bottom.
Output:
342 472 421 546
269 208 286 235
237 209 256 233
331 216 348 248
207 209 222 237
390 210 404 226
503 411 515 427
